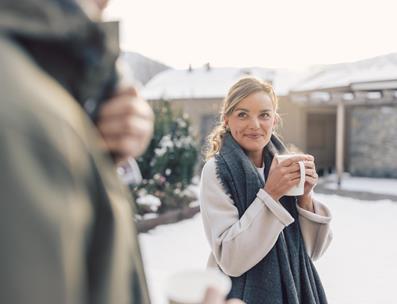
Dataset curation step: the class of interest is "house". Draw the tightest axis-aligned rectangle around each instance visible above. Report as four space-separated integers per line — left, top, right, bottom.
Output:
142 64 303 146
142 54 397 179
122 51 170 86
289 53 397 180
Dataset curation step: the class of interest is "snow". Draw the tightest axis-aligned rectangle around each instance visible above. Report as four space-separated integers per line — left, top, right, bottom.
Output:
142 53 397 103
142 213 159 220
324 174 397 196
139 177 397 304
142 67 270 100
142 66 305 100
136 194 162 212
314 194 397 304
292 53 397 92
154 135 174 157
139 215 210 304
186 183 199 196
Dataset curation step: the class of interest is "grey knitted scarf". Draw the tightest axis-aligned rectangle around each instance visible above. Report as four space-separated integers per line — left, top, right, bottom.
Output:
215 132 327 304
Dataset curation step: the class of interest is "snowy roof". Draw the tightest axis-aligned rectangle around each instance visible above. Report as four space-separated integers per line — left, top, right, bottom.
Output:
292 53 397 93
142 66 304 100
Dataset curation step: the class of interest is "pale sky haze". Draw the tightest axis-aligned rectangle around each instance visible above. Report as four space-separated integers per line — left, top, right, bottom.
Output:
104 0 397 69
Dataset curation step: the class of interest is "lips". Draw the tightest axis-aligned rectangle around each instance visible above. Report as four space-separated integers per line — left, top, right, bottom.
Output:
245 134 263 139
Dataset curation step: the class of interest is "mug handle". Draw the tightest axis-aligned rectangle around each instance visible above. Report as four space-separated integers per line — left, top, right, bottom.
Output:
298 161 305 191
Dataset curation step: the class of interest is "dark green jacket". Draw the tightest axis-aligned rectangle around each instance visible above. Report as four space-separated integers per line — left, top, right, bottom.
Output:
0 1 150 302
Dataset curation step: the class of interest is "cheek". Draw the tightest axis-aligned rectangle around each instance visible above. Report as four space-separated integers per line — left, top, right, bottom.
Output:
262 119 275 130
229 121 244 137
231 127 247 143
232 129 240 138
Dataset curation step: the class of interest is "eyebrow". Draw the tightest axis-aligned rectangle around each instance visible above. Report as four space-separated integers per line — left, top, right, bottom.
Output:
235 107 273 112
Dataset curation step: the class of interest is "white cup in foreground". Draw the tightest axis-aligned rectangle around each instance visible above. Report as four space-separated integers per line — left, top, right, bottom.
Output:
165 269 231 304
275 154 306 196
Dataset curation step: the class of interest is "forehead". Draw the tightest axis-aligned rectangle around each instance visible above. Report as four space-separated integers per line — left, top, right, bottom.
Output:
235 91 274 111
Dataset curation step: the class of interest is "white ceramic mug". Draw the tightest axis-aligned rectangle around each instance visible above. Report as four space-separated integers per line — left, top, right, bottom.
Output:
165 269 231 304
275 154 306 196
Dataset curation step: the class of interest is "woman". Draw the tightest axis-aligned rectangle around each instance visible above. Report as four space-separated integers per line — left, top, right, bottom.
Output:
199 77 332 304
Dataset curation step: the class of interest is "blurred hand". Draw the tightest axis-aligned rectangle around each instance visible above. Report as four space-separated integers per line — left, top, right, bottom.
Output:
298 154 318 212
202 287 245 304
97 86 154 164
94 0 109 11
263 154 308 201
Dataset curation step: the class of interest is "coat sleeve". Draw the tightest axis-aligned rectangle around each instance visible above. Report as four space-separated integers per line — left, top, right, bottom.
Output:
199 158 295 277
297 199 333 260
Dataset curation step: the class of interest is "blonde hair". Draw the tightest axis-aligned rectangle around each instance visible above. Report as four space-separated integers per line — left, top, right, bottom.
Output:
205 76 279 160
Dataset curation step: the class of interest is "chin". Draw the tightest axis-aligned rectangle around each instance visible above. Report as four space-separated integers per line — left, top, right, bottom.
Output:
243 143 266 153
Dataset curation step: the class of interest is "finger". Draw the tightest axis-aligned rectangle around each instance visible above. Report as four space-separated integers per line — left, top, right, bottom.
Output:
279 155 306 167
99 96 154 120
108 133 152 154
305 169 318 178
305 176 317 186
98 116 153 137
115 85 138 97
303 161 316 171
99 95 135 117
289 172 303 183
278 166 301 181
304 154 315 161
104 135 147 157
282 163 301 173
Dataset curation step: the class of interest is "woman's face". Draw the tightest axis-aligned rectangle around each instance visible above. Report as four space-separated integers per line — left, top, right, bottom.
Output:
225 91 276 160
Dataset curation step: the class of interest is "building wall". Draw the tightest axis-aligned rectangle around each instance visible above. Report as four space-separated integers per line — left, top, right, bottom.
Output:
349 105 397 177
277 96 307 152
278 97 340 174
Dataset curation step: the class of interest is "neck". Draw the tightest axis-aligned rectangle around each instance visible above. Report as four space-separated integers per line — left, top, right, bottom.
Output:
248 151 263 167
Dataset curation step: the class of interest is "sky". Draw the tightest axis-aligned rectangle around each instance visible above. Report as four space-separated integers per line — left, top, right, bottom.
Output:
103 0 397 69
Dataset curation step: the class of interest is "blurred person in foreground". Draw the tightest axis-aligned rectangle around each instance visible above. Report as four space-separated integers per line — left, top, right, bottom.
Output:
0 0 152 302
200 77 333 303
0 0 242 303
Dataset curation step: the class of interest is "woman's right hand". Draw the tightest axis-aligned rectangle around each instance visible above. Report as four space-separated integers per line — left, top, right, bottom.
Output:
263 154 307 201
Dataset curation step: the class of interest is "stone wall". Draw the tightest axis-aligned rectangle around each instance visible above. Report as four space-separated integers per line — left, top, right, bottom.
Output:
349 105 397 177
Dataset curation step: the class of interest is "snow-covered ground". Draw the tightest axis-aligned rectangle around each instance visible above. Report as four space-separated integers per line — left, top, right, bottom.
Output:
314 194 397 304
139 177 397 304
323 173 397 196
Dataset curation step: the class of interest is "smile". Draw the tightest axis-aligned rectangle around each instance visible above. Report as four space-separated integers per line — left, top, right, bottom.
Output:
245 134 263 139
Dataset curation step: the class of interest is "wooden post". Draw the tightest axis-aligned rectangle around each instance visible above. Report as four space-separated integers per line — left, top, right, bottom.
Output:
336 97 345 188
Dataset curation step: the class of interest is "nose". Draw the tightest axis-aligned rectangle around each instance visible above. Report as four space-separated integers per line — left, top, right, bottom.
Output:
249 117 260 129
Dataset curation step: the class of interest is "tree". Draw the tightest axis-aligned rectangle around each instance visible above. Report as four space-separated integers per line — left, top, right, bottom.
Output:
133 100 198 215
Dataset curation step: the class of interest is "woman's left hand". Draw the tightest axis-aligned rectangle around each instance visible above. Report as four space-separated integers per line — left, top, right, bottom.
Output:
298 154 318 212
302 154 318 195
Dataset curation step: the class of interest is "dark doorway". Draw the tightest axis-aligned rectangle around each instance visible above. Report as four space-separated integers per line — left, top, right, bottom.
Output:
306 113 336 175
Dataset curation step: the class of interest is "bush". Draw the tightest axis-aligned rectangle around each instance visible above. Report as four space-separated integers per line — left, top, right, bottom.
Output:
133 100 198 215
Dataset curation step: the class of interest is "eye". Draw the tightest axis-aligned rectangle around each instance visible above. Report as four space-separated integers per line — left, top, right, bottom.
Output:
260 112 271 119
237 112 247 118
